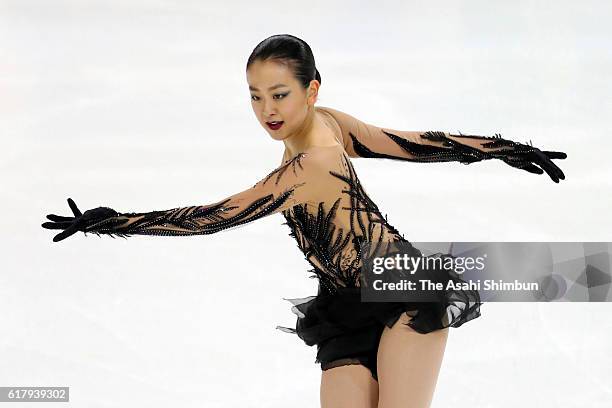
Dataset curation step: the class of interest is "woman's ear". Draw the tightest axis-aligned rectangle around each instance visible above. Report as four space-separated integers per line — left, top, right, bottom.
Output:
307 79 320 105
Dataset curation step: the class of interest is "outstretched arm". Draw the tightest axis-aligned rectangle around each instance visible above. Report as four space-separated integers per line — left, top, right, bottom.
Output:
42 152 322 242
317 106 567 183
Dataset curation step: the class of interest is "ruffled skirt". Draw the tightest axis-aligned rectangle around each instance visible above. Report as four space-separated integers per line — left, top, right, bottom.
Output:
276 275 481 379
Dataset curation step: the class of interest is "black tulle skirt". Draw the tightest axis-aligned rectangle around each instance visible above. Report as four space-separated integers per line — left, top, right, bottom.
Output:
276 271 482 381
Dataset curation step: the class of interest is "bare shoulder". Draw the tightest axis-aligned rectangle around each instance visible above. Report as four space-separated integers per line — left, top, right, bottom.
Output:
316 105 357 123
316 105 342 116
315 105 364 134
315 106 352 148
315 105 344 128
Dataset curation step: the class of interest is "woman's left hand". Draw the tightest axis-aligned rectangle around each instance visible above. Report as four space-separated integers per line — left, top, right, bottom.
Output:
499 147 567 183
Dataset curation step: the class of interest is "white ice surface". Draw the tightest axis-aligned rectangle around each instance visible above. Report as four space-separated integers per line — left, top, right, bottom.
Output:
1 1 611 407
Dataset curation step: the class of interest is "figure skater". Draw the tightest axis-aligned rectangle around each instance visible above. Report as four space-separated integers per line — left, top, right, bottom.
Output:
42 34 566 408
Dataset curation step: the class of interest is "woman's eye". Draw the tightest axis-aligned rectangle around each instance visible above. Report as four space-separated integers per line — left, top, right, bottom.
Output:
251 93 288 101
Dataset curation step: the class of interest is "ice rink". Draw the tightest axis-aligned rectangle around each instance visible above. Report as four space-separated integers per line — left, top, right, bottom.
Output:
2 1 611 406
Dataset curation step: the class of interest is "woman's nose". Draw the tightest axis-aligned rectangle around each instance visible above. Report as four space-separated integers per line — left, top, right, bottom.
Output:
262 101 277 117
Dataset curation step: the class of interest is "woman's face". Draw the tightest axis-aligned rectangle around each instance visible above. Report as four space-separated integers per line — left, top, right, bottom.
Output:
246 59 315 141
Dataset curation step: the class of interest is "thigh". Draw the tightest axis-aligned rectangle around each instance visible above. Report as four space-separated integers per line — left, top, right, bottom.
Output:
320 363 379 408
376 312 449 408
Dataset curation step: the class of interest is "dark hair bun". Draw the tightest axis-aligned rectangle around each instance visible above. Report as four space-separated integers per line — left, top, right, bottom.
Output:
247 34 321 88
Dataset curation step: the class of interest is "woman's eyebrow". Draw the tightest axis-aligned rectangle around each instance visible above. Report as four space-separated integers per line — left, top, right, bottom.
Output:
249 83 289 91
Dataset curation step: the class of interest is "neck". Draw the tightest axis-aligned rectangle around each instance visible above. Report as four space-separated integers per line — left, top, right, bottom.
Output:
282 106 336 158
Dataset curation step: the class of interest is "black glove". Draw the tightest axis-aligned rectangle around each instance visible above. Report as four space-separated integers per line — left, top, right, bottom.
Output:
484 137 567 183
419 131 568 183
41 198 121 242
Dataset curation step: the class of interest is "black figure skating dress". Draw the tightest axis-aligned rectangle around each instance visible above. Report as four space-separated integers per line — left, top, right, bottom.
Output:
42 106 567 381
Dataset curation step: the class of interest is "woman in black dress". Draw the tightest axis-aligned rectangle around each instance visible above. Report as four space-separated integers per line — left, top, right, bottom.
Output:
42 34 566 408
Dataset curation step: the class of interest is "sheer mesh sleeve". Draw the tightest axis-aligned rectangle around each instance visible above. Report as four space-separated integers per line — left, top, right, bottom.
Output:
317 105 561 166
79 152 326 238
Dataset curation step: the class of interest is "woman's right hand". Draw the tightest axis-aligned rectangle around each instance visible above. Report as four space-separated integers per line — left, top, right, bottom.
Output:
41 198 120 242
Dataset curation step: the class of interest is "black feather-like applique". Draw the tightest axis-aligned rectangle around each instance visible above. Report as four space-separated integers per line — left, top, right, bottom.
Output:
349 128 542 168
81 154 310 237
281 153 406 294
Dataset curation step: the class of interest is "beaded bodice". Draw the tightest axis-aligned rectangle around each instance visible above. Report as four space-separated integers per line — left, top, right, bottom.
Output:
279 146 406 295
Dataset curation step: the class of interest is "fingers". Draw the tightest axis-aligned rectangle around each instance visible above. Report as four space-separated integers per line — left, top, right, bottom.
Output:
518 163 545 175
535 151 565 183
540 161 563 183
505 156 564 183
43 199 112 242
554 163 565 180
542 150 567 160
41 199 82 241
46 214 73 222
52 224 79 242
536 159 558 182
41 221 73 230
545 169 560 183
67 197 82 217
505 159 544 175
